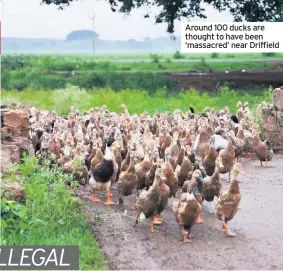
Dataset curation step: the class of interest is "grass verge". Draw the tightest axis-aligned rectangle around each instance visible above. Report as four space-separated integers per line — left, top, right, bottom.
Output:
1 85 272 116
1 156 107 270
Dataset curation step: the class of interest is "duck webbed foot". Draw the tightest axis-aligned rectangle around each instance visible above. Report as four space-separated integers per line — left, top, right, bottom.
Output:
152 215 163 225
150 217 159 232
221 222 237 237
92 192 100 202
181 229 192 243
105 190 114 205
196 215 204 223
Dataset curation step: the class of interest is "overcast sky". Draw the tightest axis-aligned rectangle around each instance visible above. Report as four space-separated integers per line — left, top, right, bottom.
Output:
2 0 233 40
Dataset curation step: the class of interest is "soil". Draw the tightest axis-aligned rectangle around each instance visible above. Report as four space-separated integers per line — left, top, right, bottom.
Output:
45 69 283 92
77 155 283 270
166 70 283 91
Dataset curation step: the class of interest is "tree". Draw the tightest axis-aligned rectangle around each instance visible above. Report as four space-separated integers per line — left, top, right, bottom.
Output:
42 0 283 33
66 30 99 41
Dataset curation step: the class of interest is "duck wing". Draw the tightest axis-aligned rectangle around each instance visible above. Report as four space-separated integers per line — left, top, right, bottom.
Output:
92 159 114 182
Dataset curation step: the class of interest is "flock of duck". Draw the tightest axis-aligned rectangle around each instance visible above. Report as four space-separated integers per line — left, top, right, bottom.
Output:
24 101 273 243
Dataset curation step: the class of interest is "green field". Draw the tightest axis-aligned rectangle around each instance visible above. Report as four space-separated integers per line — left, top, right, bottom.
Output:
2 54 281 92
25 52 283 61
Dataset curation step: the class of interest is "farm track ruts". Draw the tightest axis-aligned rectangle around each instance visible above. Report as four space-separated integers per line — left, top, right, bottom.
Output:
77 155 283 270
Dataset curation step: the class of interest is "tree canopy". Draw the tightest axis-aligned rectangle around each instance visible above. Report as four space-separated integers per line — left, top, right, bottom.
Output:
66 30 99 41
42 0 283 33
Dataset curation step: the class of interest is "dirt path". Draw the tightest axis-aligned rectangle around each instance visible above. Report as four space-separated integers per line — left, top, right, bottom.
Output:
77 155 283 270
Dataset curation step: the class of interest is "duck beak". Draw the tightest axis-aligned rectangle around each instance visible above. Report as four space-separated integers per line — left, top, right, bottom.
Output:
117 105 121 108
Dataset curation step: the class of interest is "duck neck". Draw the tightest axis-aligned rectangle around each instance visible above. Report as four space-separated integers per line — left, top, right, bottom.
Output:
127 159 135 173
229 170 240 193
172 137 178 145
253 132 261 145
227 137 234 151
104 146 113 160
211 163 220 182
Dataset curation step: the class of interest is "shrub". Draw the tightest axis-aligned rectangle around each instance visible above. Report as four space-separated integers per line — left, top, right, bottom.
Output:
262 52 276 57
149 53 162 63
173 50 185 59
193 58 214 73
52 84 92 115
211 52 219 58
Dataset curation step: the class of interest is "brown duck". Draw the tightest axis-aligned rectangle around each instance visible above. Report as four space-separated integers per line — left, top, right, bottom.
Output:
173 170 203 243
213 162 244 237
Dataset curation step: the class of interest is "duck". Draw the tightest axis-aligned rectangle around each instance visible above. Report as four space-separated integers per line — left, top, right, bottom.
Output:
162 154 178 198
175 156 193 189
190 169 205 223
237 120 253 160
134 168 163 233
219 134 235 179
112 140 122 182
135 150 152 195
117 156 137 205
203 140 218 176
213 162 244 236
120 146 131 172
175 138 186 166
202 156 224 203
195 119 210 161
228 130 243 161
243 102 253 128
252 129 273 167
173 170 203 243
153 174 170 225
236 101 245 121
89 137 116 205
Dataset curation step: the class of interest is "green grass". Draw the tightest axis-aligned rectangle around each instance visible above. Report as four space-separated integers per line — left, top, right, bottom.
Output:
1 156 107 270
85 60 272 73
17 52 283 61
1 85 272 116
2 54 279 74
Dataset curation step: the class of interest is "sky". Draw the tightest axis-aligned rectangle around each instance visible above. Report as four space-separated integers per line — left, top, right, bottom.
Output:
1 0 233 40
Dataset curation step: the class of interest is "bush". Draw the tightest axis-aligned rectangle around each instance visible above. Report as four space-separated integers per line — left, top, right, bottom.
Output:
193 58 214 73
149 53 162 63
1 55 32 71
262 52 276 57
211 53 219 58
52 84 92 115
173 50 185 59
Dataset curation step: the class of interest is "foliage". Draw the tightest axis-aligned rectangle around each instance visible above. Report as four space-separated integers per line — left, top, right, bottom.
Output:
193 58 214 73
41 0 283 33
149 53 162 63
52 84 92 115
211 52 219 59
66 29 99 41
262 52 276 57
1 156 106 270
173 50 185 59
1 55 32 70
1 86 272 116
